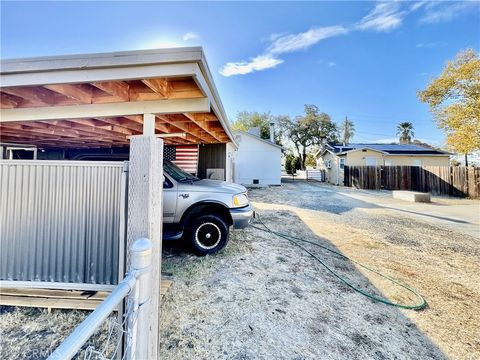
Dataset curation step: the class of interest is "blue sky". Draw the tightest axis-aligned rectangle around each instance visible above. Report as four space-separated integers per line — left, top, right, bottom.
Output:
1 1 479 145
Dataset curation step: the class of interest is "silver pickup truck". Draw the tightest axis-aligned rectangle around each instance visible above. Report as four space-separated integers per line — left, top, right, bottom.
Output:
163 160 254 255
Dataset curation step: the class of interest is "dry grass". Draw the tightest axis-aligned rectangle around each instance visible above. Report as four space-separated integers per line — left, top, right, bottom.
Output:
0 307 119 359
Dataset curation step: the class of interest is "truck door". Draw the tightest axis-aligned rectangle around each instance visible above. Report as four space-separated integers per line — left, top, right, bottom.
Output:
163 174 177 223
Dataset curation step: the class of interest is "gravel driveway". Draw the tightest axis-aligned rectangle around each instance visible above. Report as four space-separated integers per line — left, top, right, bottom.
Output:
160 181 479 360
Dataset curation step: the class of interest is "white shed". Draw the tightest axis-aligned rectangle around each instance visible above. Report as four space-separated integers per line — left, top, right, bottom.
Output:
233 130 282 186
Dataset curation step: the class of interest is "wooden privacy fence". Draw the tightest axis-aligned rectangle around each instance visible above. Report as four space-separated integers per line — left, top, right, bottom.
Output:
344 166 480 199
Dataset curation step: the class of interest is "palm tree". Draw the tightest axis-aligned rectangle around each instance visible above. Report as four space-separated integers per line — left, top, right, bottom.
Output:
340 116 355 145
396 122 414 144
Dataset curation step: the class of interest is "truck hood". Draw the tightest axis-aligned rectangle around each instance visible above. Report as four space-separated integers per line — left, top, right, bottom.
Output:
178 179 247 194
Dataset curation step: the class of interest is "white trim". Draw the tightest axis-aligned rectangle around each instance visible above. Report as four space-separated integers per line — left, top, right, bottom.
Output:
317 148 338 158
1 63 198 87
0 280 115 291
234 131 284 150
0 98 210 122
0 159 124 167
1 47 203 74
384 154 450 157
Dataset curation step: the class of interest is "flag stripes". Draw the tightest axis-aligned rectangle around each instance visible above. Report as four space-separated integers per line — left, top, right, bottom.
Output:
164 145 199 174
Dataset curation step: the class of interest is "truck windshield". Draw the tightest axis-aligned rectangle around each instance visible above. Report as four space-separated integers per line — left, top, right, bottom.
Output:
164 160 199 182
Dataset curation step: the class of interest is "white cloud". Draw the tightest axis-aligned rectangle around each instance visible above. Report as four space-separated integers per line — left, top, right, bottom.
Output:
410 1 429 12
268 26 348 54
219 55 284 77
420 1 479 23
219 1 476 77
219 26 347 76
357 2 407 32
416 41 447 48
328 61 336 67
182 32 199 41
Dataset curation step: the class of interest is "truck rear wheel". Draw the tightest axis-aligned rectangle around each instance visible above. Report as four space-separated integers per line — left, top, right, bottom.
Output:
188 214 229 255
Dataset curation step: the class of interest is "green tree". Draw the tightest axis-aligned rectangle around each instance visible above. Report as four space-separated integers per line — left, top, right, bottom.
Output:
284 153 300 175
305 152 317 168
340 116 355 145
418 48 480 165
396 122 415 144
278 105 338 170
231 111 275 140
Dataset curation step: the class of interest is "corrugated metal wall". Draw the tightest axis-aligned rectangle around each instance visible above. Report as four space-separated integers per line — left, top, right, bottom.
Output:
0 160 125 285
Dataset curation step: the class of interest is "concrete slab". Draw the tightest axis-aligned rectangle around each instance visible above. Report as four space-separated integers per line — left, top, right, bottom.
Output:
393 191 431 203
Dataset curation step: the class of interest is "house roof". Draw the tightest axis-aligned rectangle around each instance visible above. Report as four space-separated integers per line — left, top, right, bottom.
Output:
233 130 284 150
325 143 451 156
0 47 236 148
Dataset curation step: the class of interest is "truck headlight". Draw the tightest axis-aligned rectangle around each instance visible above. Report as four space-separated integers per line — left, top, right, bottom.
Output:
233 193 249 207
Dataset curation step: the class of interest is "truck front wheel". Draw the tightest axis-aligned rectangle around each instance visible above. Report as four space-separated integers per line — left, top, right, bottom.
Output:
188 214 229 255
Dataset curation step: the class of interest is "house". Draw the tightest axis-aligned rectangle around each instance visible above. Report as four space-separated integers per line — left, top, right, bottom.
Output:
233 127 283 186
316 143 451 185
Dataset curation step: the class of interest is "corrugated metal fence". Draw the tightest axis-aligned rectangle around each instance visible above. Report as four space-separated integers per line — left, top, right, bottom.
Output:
0 160 126 285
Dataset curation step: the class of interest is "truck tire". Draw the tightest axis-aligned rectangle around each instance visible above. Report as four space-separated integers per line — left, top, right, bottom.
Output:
188 214 229 255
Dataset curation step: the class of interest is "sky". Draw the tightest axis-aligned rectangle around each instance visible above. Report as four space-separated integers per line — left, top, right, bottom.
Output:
1 1 479 146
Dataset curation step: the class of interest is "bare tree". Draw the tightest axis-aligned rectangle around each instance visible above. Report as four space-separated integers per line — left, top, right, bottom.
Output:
340 116 355 145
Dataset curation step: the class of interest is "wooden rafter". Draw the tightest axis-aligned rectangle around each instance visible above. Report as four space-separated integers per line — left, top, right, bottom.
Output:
43 84 93 104
91 81 130 101
0 74 231 148
142 78 170 98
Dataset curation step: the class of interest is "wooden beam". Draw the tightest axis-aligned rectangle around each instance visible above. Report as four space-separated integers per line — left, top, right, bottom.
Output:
92 81 129 101
142 78 170 98
1 87 55 106
157 114 214 143
0 92 20 108
43 84 93 103
183 113 224 142
0 98 210 122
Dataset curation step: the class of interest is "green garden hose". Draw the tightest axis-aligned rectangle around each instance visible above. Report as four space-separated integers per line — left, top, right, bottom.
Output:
251 213 427 310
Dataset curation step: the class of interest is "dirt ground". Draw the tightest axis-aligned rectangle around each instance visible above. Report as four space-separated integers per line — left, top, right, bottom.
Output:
160 181 479 360
1 181 478 359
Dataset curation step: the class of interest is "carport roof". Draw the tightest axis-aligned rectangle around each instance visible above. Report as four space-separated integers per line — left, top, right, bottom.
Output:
0 47 235 148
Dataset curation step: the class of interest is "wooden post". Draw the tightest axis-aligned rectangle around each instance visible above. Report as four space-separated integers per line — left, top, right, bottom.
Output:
127 113 163 359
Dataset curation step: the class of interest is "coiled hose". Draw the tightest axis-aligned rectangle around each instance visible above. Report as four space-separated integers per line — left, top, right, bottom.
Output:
250 213 427 310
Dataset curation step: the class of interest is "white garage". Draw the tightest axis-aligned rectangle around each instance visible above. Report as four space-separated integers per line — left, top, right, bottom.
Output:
233 129 282 186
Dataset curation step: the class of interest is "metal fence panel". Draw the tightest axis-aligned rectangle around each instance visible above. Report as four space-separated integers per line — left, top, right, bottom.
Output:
0 160 125 285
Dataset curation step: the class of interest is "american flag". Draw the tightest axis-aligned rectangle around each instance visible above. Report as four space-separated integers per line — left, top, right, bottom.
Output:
164 145 199 175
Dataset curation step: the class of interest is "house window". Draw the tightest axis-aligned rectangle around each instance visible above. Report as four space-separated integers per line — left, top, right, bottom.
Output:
412 159 422 167
339 158 345 170
325 159 331 169
385 160 393 166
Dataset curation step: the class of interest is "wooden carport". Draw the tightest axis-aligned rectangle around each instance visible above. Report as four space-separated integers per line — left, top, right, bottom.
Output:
0 47 234 148
0 47 235 358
